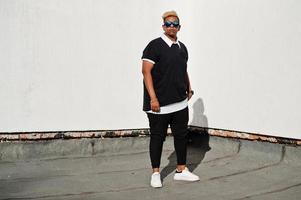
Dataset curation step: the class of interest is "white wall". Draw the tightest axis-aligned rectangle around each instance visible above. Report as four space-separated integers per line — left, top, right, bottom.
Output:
0 0 300 139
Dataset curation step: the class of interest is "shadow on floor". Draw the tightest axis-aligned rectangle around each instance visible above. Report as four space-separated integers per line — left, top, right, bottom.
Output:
160 129 211 180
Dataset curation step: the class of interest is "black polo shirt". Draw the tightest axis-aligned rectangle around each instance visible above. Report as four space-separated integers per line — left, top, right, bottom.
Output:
142 37 188 111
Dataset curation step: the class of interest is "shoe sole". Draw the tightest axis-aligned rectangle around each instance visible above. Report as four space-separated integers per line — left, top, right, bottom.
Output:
151 184 163 188
173 178 200 182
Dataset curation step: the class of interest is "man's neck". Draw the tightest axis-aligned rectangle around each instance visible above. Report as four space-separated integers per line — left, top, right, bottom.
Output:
164 33 177 42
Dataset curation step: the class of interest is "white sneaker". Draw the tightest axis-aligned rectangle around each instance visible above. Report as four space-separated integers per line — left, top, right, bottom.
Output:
173 167 200 181
150 172 162 188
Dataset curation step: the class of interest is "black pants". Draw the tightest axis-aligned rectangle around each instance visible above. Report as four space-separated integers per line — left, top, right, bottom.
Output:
147 107 189 168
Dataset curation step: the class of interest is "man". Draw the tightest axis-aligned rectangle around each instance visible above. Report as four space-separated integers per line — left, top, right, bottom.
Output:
141 10 200 188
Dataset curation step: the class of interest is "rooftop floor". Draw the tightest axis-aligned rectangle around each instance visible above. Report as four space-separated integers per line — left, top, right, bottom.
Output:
0 133 300 200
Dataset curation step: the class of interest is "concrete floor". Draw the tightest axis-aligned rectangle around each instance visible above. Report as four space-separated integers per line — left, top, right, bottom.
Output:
0 133 300 200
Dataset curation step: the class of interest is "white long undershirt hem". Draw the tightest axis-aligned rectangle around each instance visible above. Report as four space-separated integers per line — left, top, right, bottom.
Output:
146 98 188 114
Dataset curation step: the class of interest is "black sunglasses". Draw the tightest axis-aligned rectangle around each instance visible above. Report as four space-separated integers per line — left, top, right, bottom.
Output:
164 21 180 28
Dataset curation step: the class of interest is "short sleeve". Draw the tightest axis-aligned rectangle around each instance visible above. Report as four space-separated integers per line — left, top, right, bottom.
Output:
142 41 159 64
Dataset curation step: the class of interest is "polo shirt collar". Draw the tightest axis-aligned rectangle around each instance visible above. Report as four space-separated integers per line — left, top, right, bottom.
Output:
161 34 181 48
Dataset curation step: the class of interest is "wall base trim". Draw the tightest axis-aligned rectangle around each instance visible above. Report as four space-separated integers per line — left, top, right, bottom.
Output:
0 126 300 145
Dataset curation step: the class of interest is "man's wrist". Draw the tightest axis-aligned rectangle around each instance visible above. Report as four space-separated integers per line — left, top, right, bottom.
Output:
150 97 158 103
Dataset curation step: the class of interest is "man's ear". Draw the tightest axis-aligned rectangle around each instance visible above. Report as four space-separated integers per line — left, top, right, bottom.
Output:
178 25 181 31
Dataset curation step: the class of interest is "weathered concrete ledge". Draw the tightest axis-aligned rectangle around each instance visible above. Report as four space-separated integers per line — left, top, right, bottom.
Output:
0 126 300 145
1 132 300 199
189 126 301 146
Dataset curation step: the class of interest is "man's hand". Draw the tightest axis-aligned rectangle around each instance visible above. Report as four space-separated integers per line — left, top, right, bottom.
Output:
186 72 193 101
187 90 194 101
150 98 160 112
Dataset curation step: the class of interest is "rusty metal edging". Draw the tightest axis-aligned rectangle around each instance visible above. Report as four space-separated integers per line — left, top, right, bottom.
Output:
0 126 300 145
0 129 150 141
189 126 301 146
